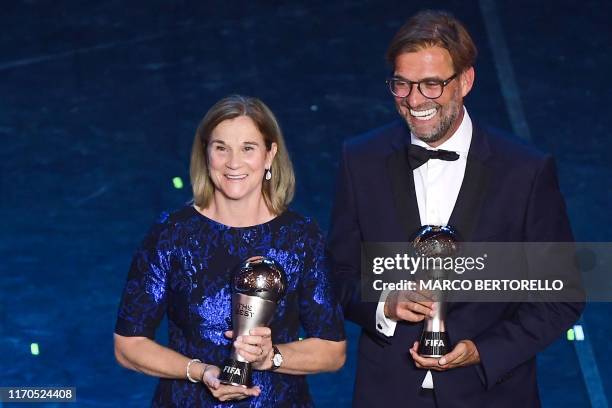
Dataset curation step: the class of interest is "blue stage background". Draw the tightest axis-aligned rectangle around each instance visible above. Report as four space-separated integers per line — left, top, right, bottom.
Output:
1 1 610 406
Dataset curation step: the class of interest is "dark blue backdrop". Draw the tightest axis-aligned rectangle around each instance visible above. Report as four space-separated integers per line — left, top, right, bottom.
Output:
1 1 610 406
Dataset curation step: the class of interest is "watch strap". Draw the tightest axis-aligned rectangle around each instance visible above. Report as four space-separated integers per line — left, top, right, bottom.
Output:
270 345 282 371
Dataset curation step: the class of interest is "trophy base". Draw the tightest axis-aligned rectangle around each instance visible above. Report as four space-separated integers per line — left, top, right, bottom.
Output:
218 359 252 387
418 331 450 358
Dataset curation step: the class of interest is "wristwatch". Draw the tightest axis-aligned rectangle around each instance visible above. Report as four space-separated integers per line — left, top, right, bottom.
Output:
270 345 283 370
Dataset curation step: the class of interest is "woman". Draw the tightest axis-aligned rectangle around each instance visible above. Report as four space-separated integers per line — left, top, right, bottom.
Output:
114 95 346 407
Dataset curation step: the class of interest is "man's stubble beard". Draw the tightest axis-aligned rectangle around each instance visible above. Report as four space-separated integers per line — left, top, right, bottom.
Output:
399 95 462 144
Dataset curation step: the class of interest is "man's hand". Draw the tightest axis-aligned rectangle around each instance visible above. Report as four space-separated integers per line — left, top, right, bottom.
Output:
384 290 435 322
409 340 480 371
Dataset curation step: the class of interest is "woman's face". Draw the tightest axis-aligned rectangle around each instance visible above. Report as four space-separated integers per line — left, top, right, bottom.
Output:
207 116 277 203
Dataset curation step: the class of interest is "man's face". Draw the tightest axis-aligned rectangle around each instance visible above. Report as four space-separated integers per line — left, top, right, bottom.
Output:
393 46 474 146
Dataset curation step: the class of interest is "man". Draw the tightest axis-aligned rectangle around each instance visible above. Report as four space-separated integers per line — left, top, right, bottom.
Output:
327 10 583 408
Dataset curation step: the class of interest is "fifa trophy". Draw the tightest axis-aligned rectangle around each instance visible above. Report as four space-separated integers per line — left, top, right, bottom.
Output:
413 225 459 357
219 256 287 387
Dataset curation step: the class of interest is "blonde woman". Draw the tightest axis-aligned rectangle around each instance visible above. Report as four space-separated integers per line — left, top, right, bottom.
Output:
114 95 346 407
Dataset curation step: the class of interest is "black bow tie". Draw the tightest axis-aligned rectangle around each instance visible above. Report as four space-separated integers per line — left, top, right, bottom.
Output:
407 144 460 170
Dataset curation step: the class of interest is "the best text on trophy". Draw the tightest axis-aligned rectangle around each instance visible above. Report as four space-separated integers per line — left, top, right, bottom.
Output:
219 256 287 387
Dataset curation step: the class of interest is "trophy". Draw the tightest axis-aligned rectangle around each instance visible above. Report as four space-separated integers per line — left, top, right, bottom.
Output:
413 225 459 358
219 256 287 387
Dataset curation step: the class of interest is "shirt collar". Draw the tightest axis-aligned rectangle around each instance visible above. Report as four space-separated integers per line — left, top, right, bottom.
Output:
410 106 472 154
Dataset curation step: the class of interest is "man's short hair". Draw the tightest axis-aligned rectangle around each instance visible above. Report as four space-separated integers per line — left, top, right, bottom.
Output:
386 10 478 74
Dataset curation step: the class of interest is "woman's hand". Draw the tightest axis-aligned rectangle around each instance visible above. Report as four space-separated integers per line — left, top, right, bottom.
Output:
225 327 273 370
201 364 261 402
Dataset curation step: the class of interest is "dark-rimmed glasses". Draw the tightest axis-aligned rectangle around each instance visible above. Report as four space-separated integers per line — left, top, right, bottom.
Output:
386 73 458 99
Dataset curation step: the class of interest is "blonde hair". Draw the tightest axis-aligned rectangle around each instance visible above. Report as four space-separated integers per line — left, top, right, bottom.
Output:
190 95 295 215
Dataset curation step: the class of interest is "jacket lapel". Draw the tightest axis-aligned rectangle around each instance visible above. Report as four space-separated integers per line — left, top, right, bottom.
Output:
386 130 422 240
448 125 491 242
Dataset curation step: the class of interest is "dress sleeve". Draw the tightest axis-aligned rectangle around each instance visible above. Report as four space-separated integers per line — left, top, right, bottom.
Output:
298 219 346 341
114 219 172 339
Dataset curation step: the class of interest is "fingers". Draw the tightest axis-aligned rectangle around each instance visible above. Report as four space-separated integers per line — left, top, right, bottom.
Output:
234 327 273 363
216 389 252 402
209 385 261 402
237 334 265 347
224 330 234 339
399 289 435 304
217 393 245 402
409 340 479 371
409 347 446 371
248 327 271 337
234 341 265 362
203 367 261 402
395 301 434 322
438 342 466 366
441 340 479 368
386 291 435 322
238 328 272 347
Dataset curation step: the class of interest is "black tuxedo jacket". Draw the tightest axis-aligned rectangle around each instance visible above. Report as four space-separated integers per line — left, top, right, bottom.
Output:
326 120 584 408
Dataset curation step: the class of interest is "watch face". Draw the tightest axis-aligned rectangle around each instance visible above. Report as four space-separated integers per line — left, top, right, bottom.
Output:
273 353 283 367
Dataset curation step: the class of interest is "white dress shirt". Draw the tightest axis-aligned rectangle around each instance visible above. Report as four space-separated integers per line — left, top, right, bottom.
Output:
375 107 473 388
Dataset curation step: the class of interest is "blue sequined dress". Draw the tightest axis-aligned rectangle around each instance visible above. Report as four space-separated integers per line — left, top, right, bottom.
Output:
115 206 345 407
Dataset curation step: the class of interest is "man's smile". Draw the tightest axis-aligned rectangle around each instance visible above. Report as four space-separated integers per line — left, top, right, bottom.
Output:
409 107 438 121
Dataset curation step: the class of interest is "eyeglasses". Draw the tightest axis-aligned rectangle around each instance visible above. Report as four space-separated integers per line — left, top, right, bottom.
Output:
386 73 458 99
